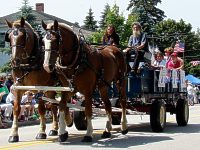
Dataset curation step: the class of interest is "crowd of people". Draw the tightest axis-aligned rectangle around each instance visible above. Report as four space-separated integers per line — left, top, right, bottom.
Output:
0 74 44 128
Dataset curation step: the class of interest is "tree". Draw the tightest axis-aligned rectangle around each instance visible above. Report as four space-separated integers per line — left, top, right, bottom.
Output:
99 3 110 30
127 0 166 33
86 4 126 46
83 8 98 31
18 0 37 28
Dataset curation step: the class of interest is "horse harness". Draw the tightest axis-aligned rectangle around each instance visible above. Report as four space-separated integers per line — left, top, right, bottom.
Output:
51 30 119 92
6 27 46 83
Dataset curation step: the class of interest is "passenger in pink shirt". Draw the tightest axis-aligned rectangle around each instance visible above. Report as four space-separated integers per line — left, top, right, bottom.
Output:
167 52 184 70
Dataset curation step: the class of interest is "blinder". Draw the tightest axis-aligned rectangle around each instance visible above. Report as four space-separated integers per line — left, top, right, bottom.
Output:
5 29 12 42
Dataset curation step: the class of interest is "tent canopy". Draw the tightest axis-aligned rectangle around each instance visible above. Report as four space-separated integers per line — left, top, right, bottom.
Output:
185 74 200 85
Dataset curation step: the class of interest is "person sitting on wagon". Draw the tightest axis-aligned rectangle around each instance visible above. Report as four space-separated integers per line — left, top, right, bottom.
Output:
166 52 184 70
164 47 174 67
102 24 119 46
123 22 148 73
151 52 166 70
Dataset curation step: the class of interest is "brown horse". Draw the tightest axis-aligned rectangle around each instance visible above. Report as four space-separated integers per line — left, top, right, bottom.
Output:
42 20 128 142
5 18 70 142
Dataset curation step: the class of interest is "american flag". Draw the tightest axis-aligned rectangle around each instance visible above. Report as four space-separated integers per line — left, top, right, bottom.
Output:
174 41 185 52
190 61 200 66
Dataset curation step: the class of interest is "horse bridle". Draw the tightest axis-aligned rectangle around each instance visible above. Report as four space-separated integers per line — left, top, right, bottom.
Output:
6 27 34 68
44 29 81 69
43 30 62 53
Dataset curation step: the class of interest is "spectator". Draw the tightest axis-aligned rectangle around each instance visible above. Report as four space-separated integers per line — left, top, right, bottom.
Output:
166 52 184 70
123 22 148 73
102 24 119 46
193 85 199 104
4 74 13 91
0 76 5 88
21 91 36 120
0 107 7 129
0 91 12 123
186 81 194 106
6 85 26 122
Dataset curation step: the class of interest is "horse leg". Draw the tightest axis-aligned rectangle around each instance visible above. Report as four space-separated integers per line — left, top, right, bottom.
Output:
8 92 22 142
117 79 128 135
48 104 58 136
99 86 112 138
36 97 47 139
57 92 69 142
46 91 59 136
82 93 93 142
64 92 74 127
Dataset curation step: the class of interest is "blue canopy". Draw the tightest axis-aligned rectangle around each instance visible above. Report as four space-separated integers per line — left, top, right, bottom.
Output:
185 74 200 85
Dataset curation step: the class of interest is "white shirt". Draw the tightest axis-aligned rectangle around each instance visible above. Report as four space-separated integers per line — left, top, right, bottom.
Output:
6 92 15 104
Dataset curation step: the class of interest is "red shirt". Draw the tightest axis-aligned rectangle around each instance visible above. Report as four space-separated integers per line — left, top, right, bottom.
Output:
167 59 182 69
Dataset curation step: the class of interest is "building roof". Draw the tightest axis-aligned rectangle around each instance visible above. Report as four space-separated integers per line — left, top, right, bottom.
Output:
0 10 93 37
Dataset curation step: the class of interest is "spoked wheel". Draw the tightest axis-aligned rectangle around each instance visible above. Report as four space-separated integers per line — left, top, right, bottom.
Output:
176 99 189 126
150 100 166 132
73 111 87 130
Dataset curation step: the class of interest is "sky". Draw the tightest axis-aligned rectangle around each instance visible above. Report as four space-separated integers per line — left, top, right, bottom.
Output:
0 0 199 31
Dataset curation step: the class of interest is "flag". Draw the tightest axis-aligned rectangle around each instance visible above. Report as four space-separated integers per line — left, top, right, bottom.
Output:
190 61 200 66
174 41 185 52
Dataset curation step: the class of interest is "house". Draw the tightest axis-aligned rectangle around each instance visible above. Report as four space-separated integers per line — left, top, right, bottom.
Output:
0 3 93 67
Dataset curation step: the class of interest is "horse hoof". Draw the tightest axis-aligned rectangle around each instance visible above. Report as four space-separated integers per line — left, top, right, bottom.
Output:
36 133 47 139
101 131 111 138
8 136 19 143
58 132 68 142
81 136 92 142
48 130 58 136
121 129 128 135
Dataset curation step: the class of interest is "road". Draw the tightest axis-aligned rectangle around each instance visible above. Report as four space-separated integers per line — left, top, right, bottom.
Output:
0 105 200 150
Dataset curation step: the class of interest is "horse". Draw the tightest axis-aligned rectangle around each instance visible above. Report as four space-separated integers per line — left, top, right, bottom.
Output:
42 20 128 142
5 17 72 142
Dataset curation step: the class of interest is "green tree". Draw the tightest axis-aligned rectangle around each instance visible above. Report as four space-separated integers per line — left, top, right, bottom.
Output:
86 4 126 46
83 8 98 31
99 3 110 30
127 0 165 33
18 0 37 28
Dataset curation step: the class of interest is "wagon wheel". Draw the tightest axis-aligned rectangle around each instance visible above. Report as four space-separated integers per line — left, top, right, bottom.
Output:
73 111 87 130
150 100 166 132
176 99 189 126
111 112 121 125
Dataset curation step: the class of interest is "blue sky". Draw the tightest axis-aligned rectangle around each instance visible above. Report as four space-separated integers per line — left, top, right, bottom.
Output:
0 0 199 31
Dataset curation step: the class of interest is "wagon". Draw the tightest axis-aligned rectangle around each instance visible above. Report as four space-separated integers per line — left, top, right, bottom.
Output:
125 67 189 132
69 67 189 132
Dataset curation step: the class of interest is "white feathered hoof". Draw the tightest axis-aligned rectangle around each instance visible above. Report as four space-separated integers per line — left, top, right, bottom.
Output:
58 132 68 142
36 133 47 139
8 135 19 143
121 129 128 135
48 130 58 136
101 131 111 138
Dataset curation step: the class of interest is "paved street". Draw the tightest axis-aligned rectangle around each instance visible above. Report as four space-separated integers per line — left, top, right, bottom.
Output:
0 104 200 150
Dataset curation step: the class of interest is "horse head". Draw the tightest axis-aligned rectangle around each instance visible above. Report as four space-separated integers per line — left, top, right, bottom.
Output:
42 20 79 73
5 17 35 67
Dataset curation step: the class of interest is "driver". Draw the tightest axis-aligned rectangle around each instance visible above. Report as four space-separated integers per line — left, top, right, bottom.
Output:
123 22 148 73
